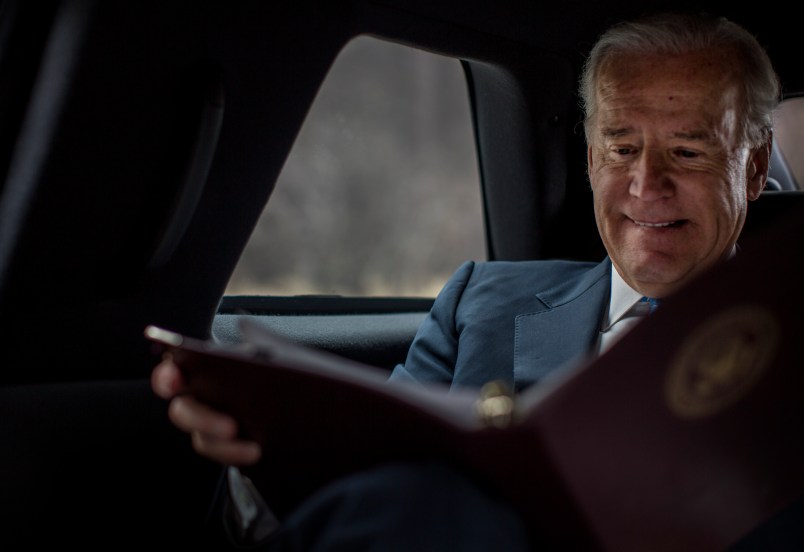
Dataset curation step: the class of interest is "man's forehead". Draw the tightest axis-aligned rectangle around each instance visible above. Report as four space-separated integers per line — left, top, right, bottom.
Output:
596 50 739 104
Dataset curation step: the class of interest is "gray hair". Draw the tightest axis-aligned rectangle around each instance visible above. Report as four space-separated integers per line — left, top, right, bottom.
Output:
579 12 780 148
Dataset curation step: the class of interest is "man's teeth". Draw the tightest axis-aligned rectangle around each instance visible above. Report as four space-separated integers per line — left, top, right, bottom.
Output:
635 220 677 228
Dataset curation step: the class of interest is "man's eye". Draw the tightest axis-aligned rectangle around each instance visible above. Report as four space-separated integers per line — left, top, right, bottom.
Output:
613 147 633 155
676 149 699 158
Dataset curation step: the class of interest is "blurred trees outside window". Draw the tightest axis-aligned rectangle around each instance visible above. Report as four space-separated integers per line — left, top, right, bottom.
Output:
225 36 486 297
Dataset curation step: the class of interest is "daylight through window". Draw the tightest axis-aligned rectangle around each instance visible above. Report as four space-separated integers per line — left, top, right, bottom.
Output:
225 36 485 297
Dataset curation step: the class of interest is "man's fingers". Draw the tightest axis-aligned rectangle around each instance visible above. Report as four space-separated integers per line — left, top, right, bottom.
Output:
191 430 263 466
151 359 185 399
168 395 238 439
156 365 263 465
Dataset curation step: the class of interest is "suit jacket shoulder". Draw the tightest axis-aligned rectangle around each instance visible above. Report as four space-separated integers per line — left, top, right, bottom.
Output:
389 258 611 390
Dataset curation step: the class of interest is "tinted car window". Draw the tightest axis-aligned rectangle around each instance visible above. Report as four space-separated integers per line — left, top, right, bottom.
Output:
225 36 485 298
774 96 804 188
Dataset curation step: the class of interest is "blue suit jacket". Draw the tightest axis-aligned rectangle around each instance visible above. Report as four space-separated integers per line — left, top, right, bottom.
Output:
389 258 612 392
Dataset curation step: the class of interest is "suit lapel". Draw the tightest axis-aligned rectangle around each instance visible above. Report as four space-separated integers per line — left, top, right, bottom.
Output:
514 259 611 389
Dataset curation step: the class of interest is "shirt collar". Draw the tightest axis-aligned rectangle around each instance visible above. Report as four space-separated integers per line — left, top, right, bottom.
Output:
602 267 643 331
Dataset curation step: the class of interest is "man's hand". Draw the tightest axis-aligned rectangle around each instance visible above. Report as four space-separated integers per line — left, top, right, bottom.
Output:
151 358 262 466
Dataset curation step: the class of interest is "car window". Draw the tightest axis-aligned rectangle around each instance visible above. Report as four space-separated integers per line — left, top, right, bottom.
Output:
773 96 804 188
224 36 485 298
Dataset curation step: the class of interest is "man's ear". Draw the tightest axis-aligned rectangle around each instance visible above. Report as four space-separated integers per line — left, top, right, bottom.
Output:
747 136 772 201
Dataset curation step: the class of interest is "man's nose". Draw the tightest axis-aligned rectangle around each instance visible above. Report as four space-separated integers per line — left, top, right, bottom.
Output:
629 151 674 200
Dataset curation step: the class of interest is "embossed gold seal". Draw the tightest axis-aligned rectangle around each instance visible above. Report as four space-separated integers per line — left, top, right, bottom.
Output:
664 305 780 419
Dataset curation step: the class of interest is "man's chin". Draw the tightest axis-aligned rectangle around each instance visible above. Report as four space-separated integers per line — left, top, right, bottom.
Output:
617 255 692 294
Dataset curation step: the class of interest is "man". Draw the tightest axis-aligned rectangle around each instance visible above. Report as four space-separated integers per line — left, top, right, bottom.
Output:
153 11 783 550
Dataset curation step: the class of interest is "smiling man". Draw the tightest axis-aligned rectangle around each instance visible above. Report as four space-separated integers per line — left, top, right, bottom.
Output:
152 11 789 551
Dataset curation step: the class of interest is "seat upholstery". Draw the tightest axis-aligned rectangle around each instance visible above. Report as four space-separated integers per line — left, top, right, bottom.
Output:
740 190 804 246
767 139 799 191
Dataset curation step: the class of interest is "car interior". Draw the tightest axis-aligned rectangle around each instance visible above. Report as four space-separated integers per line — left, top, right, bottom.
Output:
1 0 802 548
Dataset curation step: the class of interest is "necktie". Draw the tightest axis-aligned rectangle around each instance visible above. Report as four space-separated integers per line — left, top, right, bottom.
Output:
640 296 661 314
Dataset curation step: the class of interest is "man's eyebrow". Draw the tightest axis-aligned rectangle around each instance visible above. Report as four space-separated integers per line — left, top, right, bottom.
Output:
599 127 713 142
600 126 631 138
672 130 711 142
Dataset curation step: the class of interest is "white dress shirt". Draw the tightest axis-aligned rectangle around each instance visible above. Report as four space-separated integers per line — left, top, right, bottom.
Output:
596 268 651 356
